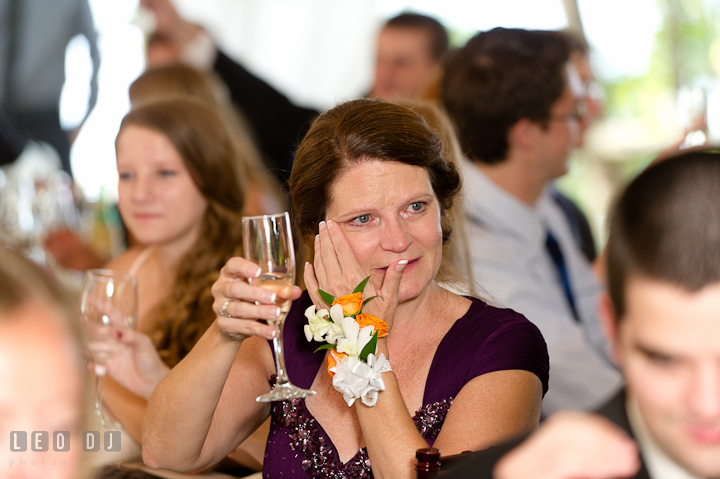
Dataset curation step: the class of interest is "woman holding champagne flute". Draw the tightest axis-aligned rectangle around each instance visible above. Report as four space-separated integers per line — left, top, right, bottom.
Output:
143 99 550 478
100 96 270 471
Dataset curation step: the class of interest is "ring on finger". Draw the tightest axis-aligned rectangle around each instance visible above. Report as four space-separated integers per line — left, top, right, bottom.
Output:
219 300 233 318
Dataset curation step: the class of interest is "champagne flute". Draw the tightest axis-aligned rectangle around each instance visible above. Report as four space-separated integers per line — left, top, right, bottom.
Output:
80 269 137 428
242 212 315 402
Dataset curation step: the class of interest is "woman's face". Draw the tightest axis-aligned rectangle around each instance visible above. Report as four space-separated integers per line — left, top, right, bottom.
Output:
116 125 208 250
324 160 443 303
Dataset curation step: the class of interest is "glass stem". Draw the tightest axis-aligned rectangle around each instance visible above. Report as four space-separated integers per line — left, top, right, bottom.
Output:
272 319 289 386
94 362 107 414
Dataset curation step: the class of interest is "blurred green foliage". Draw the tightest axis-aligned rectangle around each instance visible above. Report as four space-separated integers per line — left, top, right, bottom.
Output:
603 0 718 121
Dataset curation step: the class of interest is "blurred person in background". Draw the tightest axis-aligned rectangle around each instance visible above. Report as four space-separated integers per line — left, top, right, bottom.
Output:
128 63 286 217
0 0 100 175
547 30 602 265
446 150 720 479
442 28 623 416
139 0 449 185
0 245 85 479
45 64 287 276
101 97 266 474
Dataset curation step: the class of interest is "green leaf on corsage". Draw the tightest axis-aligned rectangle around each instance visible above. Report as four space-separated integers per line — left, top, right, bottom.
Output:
318 288 336 307
358 295 377 314
359 330 379 362
352 276 372 295
314 343 337 353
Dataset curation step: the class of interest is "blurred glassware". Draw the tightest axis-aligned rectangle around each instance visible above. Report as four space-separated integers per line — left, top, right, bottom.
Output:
80 269 137 429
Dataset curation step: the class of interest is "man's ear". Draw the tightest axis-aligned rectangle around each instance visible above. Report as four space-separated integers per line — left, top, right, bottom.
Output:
598 292 623 367
507 118 537 153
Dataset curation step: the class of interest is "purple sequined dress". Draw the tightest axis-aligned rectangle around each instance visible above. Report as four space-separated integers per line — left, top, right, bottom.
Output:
262 292 549 478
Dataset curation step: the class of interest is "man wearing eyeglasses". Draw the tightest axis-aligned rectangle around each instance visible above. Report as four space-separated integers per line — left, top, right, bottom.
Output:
441 27 623 416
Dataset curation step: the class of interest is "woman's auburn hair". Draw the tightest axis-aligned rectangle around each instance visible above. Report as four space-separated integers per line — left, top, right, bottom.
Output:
289 98 462 279
119 97 245 366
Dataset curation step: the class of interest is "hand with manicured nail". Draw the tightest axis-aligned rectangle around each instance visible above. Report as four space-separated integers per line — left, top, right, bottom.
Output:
304 220 407 332
211 256 303 342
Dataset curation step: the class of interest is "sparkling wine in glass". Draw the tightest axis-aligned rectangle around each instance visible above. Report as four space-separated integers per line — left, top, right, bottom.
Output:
242 212 315 402
80 269 137 428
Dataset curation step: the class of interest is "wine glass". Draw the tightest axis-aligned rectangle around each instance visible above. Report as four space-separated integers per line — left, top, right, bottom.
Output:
242 212 315 402
80 269 137 428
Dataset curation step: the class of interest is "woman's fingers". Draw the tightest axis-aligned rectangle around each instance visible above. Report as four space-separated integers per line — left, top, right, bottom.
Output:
380 259 408 295
114 328 151 348
216 316 276 341
217 279 278 305
312 233 328 288
293 285 302 300
324 220 354 272
215 298 282 322
220 256 262 280
318 221 342 277
304 262 327 308
314 220 373 297
107 329 170 400
212 257 276 308
366 259 407 330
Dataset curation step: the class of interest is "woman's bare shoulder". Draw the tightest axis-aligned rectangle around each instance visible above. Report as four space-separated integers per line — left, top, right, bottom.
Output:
105 247 148 273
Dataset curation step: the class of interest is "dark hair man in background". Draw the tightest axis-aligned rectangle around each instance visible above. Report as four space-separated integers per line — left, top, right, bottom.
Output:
442 28 623 416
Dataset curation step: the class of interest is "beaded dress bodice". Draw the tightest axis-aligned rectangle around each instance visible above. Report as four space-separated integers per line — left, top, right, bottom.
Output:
268 392 453 478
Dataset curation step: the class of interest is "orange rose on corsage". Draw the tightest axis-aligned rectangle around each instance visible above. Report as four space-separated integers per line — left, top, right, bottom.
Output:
327 350 347 376
332 292 363 316
356 313 388 338
304 276 393 407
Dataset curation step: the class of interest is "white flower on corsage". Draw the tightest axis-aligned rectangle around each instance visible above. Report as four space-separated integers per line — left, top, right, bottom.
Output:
336 315 375 357
331 352 391 407
303 305 333 342
304 276 392 407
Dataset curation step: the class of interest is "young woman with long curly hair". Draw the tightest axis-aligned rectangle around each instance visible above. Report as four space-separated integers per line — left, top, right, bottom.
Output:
101 97 267 471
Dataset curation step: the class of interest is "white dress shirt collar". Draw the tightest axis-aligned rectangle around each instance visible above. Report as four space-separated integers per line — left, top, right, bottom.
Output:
460 157 552 250
626 394 704 479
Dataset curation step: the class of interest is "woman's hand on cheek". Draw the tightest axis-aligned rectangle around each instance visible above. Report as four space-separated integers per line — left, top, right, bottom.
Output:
305 219 408 332
311 220 377 305
211 257 302 341
363 259 407 332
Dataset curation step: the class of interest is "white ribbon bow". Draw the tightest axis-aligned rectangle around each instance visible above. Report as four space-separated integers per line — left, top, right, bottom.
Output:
331 353 392 407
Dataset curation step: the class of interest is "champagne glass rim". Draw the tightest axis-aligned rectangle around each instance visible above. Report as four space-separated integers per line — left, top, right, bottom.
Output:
242 212 290 222
85 268 137 285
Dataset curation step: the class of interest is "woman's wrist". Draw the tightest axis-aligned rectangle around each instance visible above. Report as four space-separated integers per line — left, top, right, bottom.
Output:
376 337 389 357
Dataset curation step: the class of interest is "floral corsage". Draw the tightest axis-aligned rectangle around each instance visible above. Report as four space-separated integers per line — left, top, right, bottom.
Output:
304 277 392 407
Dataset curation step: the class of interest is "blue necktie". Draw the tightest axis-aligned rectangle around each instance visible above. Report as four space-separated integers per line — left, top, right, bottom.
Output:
545 231 580 322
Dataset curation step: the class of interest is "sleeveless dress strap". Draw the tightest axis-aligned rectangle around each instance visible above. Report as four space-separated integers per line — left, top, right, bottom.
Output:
127 246 156 277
